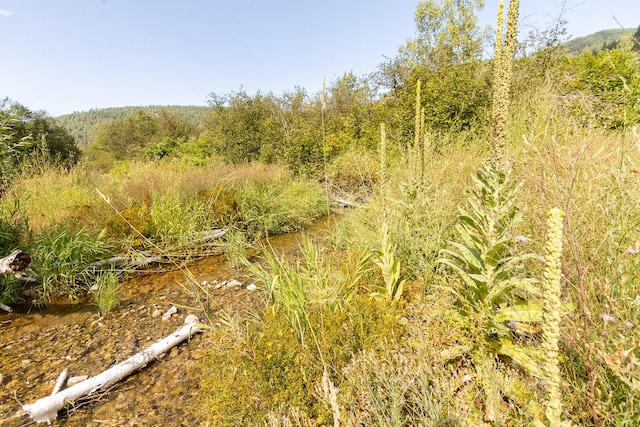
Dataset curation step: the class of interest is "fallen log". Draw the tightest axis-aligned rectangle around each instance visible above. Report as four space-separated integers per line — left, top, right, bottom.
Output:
0 249 31 276
86 254 164 270
22 317 203 424
333 197 361 208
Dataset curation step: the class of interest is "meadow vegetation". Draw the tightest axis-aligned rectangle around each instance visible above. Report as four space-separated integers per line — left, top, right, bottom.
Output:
2 0 640 425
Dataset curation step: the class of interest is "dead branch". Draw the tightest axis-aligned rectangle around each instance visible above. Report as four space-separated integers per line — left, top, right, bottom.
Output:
22 318 203 424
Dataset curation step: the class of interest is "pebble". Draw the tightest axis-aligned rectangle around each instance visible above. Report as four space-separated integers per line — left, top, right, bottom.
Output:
227 279 242 288
161 306 177 321
184 314 199 324
246 283 257 291
151 309 162 318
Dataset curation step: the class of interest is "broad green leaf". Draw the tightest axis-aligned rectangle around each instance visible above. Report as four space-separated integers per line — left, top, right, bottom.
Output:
495 301 543 323
437 258 480 292
447 241 484 271
393 279 405 302
498 339 543 378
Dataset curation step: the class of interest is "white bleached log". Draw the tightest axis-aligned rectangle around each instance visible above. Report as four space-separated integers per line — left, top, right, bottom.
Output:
0 249 31 276
198 228 227 242
22 319 203 424
1 249 31 313
86 254 163 270
333 197 361 208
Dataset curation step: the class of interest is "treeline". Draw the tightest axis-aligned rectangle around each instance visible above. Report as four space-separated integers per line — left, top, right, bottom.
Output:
4 9 640 185
0 99 78 192
55 105 210 147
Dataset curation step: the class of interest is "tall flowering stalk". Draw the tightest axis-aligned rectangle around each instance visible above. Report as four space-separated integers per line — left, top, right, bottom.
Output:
540 208 570 426
371 123 405 303
380 123 388 206
321 76 330 214
491 0 520 162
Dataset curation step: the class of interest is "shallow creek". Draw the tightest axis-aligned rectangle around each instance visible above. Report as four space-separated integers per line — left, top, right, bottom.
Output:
0 218 334 426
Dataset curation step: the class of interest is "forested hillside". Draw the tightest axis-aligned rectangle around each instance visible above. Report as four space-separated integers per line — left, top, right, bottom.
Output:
55 105 210 146
564 27 637 54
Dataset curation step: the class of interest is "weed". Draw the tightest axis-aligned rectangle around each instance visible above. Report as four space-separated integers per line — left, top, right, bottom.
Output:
223 228 248 270
90 270 123 315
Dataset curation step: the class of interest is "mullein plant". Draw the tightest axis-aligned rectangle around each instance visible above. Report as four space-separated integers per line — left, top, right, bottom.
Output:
370 124 405 302
437 157 544 422
436 0 559 421
402 80 430 200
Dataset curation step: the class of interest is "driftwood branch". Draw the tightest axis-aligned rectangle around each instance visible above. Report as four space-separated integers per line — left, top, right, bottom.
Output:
333 197 361 208
22 318 203 424
86 254 164 270
0 249 31 276
51 369 69 396
1 250 32 313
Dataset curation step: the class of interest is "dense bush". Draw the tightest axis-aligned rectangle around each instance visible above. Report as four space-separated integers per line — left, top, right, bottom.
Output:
563 45 640 128
0 99 79 190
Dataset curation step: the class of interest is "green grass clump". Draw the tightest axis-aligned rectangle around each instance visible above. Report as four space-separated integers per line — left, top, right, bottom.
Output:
30 225 114 304
90 270 124 315
236 177 328 238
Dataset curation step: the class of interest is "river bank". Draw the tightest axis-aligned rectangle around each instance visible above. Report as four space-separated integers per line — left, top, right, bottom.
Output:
0 217 335 426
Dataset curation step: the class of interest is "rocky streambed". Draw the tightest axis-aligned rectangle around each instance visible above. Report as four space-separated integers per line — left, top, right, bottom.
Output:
0 220 332 426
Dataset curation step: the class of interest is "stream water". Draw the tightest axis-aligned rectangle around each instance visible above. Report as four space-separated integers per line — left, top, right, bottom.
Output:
0 217 335 426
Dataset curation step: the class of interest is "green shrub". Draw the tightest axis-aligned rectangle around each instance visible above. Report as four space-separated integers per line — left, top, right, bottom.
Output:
563 45 640 128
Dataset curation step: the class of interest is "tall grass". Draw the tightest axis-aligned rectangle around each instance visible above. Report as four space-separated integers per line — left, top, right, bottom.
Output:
30 225 114 304
0 158 327 304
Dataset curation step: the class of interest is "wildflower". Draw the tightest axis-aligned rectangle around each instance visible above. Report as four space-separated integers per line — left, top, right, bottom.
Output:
515 235 529 243
624 321 634 329
508 320 517 329
539 379 548 387
462 374 473 384
600 313 616 323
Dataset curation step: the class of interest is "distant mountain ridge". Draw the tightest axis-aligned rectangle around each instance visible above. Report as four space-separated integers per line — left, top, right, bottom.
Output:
563 28 637 55
55 105 210 147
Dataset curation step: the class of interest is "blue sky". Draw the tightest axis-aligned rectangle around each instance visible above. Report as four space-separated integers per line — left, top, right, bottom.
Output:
0 0 638 116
